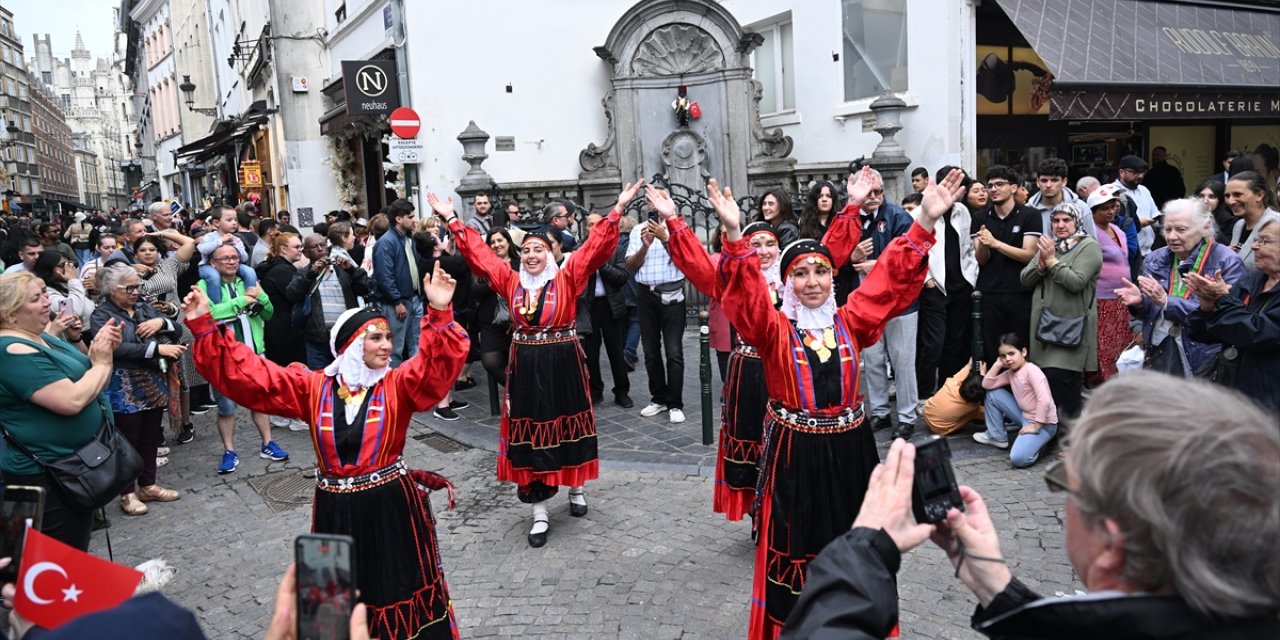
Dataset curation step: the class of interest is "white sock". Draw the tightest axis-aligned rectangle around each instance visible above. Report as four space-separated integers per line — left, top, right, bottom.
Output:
530 501 549 535
568 486 586 506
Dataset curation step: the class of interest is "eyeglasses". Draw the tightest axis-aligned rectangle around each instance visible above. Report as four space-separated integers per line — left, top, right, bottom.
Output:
1254 237 1276 247
116 284 141 293
213 256 240 263
1044 459 1071 494
868 189 884 196
986 181 1011 189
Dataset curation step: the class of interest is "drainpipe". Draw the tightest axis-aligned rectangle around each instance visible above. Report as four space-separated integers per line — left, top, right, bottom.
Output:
389 0 418 210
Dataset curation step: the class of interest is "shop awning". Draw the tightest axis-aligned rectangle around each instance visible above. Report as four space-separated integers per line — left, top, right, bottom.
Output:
176 101 274 162
994 0 1280 119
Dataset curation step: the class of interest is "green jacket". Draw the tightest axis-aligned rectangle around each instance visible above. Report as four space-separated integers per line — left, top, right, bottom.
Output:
1020 236 1102 372
198 278 273 354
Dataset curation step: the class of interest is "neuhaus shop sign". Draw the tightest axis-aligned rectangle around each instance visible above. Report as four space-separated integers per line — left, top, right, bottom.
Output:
341 60 401 116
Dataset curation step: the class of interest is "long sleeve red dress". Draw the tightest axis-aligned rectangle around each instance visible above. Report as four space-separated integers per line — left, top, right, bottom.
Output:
718 205 935 640
663 218 780 521
188 308 468 640
446 211 621 503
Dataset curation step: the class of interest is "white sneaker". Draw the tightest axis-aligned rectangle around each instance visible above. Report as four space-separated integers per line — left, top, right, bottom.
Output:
668 408 686 424
269 415 290 428
288 419 309 432
973 432 1009 449
640 403 667 417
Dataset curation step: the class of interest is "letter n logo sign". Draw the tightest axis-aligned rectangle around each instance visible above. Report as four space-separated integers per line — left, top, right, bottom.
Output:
356 65 388 97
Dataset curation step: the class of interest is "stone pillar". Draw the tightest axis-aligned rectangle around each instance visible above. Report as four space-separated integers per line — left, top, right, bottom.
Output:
869 93 911 204
456 121 494 215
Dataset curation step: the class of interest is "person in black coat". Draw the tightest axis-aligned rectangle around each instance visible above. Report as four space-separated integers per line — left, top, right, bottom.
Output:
286 233 371 370
580 212 632 407
255 232 306 368
474 228 520 385
1187 217 1280 411
782 377 1280 640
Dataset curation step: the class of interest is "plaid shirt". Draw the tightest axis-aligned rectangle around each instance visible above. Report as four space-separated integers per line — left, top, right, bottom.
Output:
625 223 684 286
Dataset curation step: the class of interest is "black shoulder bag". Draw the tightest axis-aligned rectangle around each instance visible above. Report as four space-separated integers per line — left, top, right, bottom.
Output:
0 339 142 510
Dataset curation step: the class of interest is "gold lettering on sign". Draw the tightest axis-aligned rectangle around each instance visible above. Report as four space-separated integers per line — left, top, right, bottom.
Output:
1162 27 1280 58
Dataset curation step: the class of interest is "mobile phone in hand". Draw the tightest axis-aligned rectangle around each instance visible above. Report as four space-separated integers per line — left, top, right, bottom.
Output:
0 486 45 582
295 533 356 640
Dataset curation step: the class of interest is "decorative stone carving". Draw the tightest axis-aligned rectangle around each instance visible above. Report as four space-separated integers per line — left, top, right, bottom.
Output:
578 91 620 178
660 129 711 190
631 25 725 77
747 79 794 164
457 121 493 191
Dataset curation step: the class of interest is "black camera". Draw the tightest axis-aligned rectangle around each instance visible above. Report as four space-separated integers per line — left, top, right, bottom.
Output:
911 435 965 523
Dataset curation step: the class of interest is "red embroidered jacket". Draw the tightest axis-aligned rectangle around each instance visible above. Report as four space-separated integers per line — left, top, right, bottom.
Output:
187 307 469 476
717 207 935 412
447 211 622 329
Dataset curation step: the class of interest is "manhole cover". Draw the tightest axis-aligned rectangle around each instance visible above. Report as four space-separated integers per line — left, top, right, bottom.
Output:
248 471 316 512
413 432 468 454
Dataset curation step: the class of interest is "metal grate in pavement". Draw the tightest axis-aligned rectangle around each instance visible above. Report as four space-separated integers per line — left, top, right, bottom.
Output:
413 431 469 454
248 471 316 512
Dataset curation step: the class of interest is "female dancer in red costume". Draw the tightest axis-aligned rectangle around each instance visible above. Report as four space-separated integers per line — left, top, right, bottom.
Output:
184 262 467 640
660 213 782 521
427 182 644 548
653 168 965 640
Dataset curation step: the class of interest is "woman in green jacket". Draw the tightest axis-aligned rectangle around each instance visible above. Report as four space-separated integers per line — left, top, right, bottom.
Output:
1020 202 1102 423
196 243 287 474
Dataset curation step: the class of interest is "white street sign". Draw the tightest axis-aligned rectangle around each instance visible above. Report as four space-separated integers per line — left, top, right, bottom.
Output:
388 138 424 164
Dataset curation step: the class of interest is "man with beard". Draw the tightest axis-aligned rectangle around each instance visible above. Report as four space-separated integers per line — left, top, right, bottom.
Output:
1110 155 1161 256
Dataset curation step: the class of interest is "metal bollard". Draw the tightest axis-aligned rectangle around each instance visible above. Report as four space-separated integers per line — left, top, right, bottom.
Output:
699 311 713 446
487 370 500 417
971 290 985 365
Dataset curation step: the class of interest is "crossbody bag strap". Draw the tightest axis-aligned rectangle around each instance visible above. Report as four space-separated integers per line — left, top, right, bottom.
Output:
0 334 113 433
0 422 49 468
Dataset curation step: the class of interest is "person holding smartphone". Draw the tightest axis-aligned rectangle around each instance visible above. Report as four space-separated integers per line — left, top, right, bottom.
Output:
185 260 467 640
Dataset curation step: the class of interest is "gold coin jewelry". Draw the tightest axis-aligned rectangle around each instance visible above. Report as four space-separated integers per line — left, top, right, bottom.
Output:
337 384 367 406
802 327 837 363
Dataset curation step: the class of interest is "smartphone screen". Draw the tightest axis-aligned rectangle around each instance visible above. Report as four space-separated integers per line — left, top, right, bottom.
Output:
0 486 45 583
295 534 356 640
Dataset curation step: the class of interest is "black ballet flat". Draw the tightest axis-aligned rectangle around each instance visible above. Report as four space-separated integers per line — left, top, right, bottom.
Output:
528 517 549 548
568 493 588 518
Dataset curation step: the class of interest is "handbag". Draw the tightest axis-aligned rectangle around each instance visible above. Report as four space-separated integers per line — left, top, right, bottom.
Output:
1035 285 1092 348
1196 346 1239 387
1143 334 1187 377
492 297 511 326
2 421 143 510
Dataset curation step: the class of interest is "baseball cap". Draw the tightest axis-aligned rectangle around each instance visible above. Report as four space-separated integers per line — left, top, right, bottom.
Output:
1087 184 1123 209
1118 155 1149 171
355 217 368 226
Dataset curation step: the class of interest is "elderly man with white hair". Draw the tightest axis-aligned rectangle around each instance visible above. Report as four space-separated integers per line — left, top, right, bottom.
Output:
783 372 1280 639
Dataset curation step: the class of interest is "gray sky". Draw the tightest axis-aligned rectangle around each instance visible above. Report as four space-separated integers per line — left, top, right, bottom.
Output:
5 0 118 62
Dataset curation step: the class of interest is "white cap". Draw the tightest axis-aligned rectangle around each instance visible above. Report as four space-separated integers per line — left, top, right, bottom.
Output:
355 218 369 226
1086 184 1122 209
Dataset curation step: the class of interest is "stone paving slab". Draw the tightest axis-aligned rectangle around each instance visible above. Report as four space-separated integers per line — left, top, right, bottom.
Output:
81 400 1080 639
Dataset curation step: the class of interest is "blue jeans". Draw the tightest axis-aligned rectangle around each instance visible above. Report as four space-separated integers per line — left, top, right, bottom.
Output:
305 341 333 370
983 387 1058 468
382 297 423 367
624 305 640 360
200 264 259 303
75 248 93 266
210 386 238 417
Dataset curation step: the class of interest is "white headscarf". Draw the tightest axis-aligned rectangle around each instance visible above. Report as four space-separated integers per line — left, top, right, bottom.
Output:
780 276 838 331
323 308 391 421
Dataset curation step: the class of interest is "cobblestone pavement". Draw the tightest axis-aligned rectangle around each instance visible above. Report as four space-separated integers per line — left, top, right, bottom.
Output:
86 332 1081 638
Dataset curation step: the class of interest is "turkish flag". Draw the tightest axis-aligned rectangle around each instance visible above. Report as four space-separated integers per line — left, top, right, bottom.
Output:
14 529 144 629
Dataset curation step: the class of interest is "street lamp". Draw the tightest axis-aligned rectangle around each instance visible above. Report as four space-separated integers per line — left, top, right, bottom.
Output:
179 75 218 117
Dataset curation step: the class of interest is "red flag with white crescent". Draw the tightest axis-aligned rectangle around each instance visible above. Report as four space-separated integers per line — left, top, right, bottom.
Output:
13 528 143 629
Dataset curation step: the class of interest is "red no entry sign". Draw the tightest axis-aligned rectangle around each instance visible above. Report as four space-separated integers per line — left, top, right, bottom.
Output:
389 107 421 139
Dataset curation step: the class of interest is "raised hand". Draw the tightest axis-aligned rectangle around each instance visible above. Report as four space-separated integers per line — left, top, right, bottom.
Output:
426 192 455 220
1136 275 1167 307
1115 278 1143 306
645 185 679 221
850 238 874 264
615 179 646 211
1185 270 1229 311
918 169 967 231
847 166 880 204
89 318 122 366
182 286 211 320
706 178 742 239
1037 235 1054 270
424 260 456 310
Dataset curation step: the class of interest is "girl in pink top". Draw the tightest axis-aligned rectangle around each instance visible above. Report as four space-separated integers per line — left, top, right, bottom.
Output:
975 333 1059 467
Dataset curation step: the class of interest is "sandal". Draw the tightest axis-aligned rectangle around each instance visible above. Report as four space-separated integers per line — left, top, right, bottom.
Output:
120 493 148 516
138 485 181 502
156 446 171 456
156 456 170 468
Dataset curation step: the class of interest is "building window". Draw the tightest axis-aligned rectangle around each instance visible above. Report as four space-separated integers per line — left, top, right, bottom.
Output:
841 0 909 102
751 18 795 115
41 71 50 84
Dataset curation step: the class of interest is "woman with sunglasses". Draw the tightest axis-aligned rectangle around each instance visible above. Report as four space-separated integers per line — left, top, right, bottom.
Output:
691 168 965 640
90 263 186 516
133 230 199 444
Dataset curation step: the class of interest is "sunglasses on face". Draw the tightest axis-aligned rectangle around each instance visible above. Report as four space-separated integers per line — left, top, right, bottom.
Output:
117 284 141 293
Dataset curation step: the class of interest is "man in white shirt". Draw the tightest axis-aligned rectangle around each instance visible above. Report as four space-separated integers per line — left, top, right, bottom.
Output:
1110 155 1160 255
624 211 686 424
